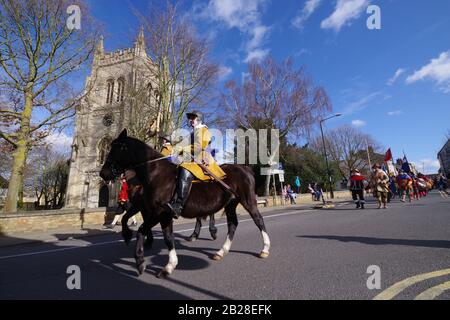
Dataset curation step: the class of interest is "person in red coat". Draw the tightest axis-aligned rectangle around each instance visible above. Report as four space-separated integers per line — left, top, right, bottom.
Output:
107 175 137 228
347 169 368 209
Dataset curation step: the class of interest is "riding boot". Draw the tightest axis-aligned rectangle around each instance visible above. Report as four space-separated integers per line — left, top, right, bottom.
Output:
166 169 194 219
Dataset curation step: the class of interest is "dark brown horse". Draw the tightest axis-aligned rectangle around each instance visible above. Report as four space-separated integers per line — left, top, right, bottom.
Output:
100 129 270 278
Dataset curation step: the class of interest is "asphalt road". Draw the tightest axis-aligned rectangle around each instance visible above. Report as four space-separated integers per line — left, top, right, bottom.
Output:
1 190 449 300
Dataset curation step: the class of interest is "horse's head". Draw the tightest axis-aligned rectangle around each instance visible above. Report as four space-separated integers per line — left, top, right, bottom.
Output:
100 129 133 183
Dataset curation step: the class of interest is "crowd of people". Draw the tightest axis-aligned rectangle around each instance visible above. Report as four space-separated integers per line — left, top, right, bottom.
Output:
346 163 441 210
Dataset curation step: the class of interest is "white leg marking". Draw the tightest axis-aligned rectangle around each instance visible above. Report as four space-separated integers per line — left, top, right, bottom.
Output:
164 249 178 274
261 231 271 254
216 236 232 258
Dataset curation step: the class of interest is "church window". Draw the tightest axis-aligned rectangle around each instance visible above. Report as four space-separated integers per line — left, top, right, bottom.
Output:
117 78 125 102
106 80 114 104
102 113 114 127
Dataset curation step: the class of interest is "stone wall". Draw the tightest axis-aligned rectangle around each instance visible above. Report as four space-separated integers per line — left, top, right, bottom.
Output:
0 191 351 235
0 208 115 235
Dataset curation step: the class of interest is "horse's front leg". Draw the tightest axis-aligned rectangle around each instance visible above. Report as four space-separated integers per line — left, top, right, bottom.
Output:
121 206 139 245
135 223 148 275
158 216 178 278
209 214 217 240
188 217 202 242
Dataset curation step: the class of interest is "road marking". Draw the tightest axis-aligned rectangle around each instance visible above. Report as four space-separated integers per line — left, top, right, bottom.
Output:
0 209 311 260
373 268 450 300
414 280 450 300
438 190 449 199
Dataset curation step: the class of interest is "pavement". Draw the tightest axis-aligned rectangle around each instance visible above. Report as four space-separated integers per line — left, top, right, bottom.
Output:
0 196 346 248
0 190 449 300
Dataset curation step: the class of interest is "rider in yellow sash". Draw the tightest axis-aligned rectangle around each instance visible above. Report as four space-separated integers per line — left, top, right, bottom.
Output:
159 135 173 157
165 110 226 219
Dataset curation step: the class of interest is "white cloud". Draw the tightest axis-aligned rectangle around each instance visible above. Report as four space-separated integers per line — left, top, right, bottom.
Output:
247 25 270 51
45 132 73 155
218 66 233 80
351 119 366 127
292 0 322 29
387 68 406 86
201 0 270 62
244 49 270 63
342 91 382 115
294 48 310 57
411 159 441 174
387 110 403 116
406 50 450 93
321 0 370 32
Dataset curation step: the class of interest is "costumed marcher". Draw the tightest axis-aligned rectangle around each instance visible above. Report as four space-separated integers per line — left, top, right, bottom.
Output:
347 169 368 209
371 163 390 209
396 170 413 202
388 174 398 203
165 110 227 219
107 175 138 228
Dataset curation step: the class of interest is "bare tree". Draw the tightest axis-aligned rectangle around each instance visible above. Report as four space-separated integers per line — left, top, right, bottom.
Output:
27 145 68 209
134 1 219 145
122 78 160 143
311 125 384 177
222 56 331 195
0 0 99 212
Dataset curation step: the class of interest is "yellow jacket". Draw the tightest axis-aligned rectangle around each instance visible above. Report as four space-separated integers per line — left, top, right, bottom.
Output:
175 125 226 181
160 144 173 157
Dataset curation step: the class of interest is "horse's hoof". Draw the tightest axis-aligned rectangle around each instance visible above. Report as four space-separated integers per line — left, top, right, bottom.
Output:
187 235 198 242
259 252 269 259
210 232 217 240
212 254 223 261
157 270 170 279
137 262 146 275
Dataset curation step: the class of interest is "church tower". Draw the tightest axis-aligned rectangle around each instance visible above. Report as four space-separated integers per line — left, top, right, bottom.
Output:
65 30 159 209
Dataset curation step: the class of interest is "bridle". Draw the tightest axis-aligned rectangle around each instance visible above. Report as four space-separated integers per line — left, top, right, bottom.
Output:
105 140 170 179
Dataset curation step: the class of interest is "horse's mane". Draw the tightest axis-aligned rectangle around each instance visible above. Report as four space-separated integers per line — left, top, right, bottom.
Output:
126 136 163 160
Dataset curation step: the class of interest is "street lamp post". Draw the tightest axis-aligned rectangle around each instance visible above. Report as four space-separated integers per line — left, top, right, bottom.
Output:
320 113 342 200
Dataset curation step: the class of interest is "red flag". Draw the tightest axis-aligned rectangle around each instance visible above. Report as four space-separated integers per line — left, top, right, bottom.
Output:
384 148 392 162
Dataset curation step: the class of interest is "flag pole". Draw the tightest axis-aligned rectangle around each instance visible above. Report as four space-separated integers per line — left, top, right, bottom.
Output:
366 139 372 169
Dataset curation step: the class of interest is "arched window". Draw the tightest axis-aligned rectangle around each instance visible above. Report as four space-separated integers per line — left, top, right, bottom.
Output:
117 78 125 102
106 80 114 104
97 136 112 166
98 184 109 207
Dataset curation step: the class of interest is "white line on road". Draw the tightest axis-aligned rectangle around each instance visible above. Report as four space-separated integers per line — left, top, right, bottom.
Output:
0 209 312 260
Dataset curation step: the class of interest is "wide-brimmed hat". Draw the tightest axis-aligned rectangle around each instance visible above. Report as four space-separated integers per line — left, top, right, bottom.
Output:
351 169 360 173
158 134 172 143
186 110 204 122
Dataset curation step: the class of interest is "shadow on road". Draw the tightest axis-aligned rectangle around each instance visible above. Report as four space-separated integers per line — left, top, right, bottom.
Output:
298 235 450 249
0 228 236 299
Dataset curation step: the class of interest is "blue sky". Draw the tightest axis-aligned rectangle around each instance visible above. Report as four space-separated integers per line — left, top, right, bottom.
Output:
71 0 450 173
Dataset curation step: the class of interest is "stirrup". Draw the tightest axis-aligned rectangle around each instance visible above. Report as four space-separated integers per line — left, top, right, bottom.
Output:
165 202 182 219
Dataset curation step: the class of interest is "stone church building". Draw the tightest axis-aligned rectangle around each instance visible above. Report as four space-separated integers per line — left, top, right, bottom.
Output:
65 30 161 209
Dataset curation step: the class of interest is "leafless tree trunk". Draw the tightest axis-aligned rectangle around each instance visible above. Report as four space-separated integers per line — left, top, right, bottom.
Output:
311 125 383 177
132 1 219 147
0 0 99 212
222 56 331 195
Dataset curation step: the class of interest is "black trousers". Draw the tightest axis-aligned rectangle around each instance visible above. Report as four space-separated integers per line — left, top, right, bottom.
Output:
351 190 365 204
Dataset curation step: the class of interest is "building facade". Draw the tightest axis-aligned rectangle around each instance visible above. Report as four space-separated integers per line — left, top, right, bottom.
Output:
438 138 450 177
65 30 160 209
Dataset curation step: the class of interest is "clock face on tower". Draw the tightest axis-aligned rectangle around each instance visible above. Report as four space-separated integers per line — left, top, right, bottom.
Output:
102 113 114 127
